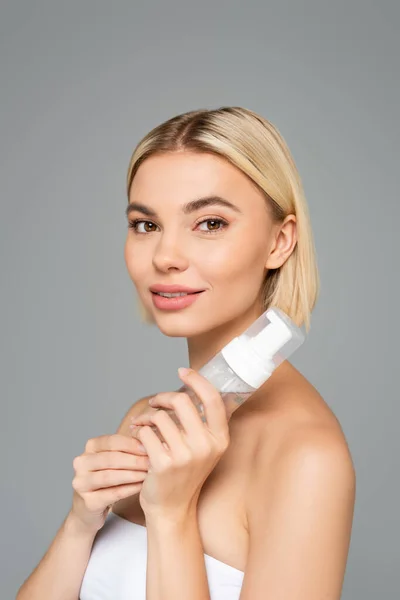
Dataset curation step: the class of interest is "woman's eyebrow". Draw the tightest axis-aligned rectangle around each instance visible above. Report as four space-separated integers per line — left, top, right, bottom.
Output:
125 195 243 218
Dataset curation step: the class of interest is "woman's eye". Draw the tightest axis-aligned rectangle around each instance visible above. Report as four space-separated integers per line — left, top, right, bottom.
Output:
128 219 157 233
197 218 228 233
127 217 228 234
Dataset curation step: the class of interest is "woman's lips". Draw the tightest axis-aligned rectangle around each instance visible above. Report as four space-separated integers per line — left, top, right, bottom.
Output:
151 290 205 310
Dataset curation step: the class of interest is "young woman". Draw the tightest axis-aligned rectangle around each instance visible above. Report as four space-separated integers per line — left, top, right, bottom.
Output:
17 106 356 600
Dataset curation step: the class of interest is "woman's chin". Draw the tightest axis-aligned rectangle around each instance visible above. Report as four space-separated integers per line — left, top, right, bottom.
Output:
150 313 208 338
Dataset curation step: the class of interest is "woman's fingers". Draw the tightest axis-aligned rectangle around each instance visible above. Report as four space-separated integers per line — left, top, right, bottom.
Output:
73 468 147 493
84 434 148 455
70 433 150 532
73 450 149 473
143 410 187 452
72 433 151 494
82 482 145 513
178 369 229 441
154 394 206 433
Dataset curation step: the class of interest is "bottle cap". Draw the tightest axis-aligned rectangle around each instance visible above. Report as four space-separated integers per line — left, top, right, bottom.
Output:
221 307 305 389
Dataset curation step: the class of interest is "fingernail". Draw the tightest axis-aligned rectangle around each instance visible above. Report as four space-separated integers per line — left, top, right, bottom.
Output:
178 367 190 377
138 443 146 452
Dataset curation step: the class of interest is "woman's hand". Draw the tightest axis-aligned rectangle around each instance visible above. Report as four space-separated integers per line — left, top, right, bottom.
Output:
70 434 150 534
129 384 207 443
129 367 231 521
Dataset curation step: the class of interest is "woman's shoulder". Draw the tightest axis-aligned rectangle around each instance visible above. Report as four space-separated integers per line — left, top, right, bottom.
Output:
246 361 354 490
242 366 356 590
251 360 343 428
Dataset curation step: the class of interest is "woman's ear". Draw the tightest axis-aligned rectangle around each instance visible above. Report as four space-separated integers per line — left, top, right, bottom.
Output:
265 215 297 270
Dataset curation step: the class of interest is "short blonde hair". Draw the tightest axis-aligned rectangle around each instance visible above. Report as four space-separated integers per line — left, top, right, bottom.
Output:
126 106 320 332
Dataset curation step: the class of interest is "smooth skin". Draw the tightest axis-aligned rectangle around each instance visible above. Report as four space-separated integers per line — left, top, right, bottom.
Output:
16 401 151 600
130 368 231 521
130 368 355 600
17 149 355 599
122 150 355 599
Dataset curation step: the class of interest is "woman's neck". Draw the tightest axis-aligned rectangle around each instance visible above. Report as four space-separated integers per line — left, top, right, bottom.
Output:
186 303 265 371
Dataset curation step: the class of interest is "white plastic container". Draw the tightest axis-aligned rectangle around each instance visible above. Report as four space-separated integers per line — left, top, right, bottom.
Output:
137 307 305 437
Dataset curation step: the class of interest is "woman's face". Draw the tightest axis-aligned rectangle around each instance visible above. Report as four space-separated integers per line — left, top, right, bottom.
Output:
124 151 292 338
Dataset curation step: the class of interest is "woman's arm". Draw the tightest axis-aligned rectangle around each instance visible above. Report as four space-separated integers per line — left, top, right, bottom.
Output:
16 397 150 600
145 509 211 600
239 424 356 600
16 513 97 600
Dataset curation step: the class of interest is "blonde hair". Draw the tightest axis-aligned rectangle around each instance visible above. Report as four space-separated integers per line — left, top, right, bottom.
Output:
126 106 320 332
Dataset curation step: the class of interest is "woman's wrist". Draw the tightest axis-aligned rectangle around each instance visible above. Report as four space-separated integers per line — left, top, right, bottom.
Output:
63 510 100 540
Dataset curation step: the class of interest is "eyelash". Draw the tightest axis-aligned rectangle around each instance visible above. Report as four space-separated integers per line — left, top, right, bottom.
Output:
127 217 229 235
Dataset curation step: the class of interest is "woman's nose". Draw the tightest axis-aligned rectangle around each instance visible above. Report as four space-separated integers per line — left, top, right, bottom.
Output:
152 234 189 272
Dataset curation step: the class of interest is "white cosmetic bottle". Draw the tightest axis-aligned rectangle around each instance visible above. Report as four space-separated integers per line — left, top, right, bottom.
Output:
142 307 305 438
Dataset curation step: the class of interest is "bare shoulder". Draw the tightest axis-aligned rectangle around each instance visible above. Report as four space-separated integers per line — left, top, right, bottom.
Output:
239 364 356 597
116 394 155 436
246 362 356 515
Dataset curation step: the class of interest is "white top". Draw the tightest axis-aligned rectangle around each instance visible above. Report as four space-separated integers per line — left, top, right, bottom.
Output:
80 512 244 600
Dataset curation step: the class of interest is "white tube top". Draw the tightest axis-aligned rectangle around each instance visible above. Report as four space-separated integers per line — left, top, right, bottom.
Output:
80 512 244 599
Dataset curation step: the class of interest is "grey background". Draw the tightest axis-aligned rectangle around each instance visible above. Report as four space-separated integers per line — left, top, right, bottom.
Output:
1 1 398 598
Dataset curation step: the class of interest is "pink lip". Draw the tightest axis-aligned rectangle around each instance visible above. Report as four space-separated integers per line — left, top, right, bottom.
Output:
151 290 204 311
150 284 205 294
